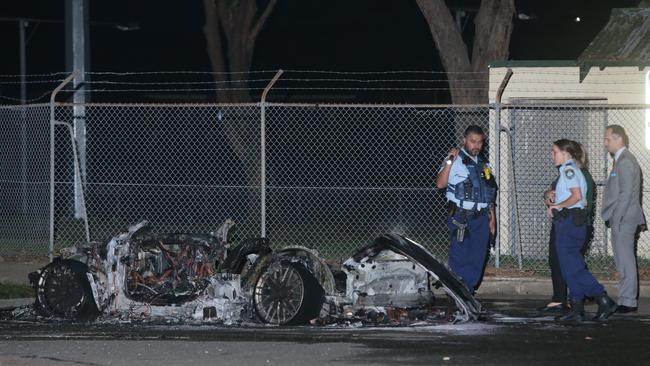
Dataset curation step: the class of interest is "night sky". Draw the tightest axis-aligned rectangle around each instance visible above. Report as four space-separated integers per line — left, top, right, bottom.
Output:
0 0 641 102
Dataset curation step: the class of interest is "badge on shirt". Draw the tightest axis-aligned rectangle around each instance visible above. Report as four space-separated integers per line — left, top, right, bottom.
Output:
565 168 575 179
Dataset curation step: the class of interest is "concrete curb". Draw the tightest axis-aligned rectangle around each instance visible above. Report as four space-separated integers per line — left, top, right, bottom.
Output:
479 277 650 298
0 298 33 310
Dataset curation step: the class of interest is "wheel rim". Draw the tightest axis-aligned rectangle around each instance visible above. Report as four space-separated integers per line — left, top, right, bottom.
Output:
40 264 86 317
254 264 305 325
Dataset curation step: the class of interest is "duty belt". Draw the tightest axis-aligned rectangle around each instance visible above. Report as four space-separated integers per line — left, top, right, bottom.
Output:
552 207 587 226
448 203 487 243
448 202 488 218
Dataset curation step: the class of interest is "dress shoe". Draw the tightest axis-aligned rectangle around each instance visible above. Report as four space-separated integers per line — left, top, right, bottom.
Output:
615 305 638 314
557 299 584 323
593 293 617 321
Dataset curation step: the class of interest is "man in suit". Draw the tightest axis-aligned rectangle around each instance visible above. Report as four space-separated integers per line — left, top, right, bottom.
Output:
602 125 645 313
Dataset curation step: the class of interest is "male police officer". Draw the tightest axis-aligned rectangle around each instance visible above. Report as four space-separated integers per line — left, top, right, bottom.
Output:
436 125 497 293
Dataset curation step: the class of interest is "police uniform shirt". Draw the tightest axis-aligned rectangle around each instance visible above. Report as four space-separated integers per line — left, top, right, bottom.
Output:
442 148 489 210
554 159 587 209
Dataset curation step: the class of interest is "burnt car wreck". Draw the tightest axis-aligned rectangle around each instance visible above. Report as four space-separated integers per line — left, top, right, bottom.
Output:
29 221 482 326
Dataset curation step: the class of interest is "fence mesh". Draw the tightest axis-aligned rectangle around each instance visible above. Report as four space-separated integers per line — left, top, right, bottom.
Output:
1 102 649 275
265 104 488 259
0 104 50 256
52 104 263 252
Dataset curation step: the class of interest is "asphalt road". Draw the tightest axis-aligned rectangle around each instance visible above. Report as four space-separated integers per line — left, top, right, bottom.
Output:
1 298 650 366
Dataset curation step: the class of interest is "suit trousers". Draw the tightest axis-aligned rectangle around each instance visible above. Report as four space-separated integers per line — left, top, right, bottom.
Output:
611 222 639 307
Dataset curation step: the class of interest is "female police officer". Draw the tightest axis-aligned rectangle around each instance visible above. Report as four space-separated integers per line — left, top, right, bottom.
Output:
539 143 596 313
548 139 617 322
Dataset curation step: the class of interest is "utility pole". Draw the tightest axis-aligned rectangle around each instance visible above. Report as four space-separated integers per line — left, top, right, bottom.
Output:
19 19 27 214
19 20 27 103
65 0 90 219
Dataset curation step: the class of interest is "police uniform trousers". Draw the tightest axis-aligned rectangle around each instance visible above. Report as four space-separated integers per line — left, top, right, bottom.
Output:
548 224 567 304
549 224 593 304
447 209 489 292
554 211 604 300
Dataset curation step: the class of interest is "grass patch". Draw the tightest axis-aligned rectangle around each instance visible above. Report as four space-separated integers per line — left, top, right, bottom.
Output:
0 282 33 299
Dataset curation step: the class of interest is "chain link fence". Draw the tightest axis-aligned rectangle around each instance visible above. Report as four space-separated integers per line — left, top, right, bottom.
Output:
0 104 50 256
1 101 649 274
53 104 263 251
265 104 487 260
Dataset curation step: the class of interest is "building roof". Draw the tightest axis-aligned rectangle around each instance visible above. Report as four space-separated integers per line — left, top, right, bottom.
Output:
489 60 577 68
579 8 650 63
490 9 650 78
577 8 650 79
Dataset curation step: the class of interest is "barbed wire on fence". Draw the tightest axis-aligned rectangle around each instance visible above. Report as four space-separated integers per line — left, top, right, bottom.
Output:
2 68 649 80
1 69 647 105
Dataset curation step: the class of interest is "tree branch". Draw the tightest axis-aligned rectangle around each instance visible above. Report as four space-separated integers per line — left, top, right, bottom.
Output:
216 1 236 42
471 0 514 72
250 0 279 44
202 0 230 101
415 0 471 72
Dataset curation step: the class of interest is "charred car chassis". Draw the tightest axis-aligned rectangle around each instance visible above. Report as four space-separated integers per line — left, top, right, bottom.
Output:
30 221 482 325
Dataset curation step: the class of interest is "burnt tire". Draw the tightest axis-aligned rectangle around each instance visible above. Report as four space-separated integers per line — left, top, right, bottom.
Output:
254 261 324 325
34 259 99 320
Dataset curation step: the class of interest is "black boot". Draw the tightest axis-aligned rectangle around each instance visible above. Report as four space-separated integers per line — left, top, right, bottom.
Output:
557 299 584 323
593 293 617 321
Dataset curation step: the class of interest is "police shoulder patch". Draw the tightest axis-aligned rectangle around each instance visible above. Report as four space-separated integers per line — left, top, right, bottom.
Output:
565 168 575 179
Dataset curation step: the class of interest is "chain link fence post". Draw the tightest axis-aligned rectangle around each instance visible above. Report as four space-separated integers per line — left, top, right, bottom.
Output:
494 102 501 268
493 69 512 269
260 70 284 239
49 72 76 262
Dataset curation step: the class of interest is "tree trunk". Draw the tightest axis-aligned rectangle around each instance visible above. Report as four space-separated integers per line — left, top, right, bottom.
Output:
416 0 515 105
202 0 277 103
202 0 278 235
202 0 231 102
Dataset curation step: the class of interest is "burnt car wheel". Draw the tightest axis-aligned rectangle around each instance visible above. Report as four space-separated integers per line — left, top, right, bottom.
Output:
34 259 99 320
254 262 324 325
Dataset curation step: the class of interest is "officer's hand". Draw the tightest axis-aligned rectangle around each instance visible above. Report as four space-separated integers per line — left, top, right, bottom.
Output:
544 190 555 206
547 205 560 218
447 147 460 161
488 214 496 236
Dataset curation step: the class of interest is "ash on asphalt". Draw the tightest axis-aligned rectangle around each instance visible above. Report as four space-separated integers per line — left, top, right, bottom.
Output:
2 298 650 365
1 297 648 338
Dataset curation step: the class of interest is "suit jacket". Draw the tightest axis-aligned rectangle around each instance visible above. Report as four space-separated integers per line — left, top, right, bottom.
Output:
601 149 645 227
